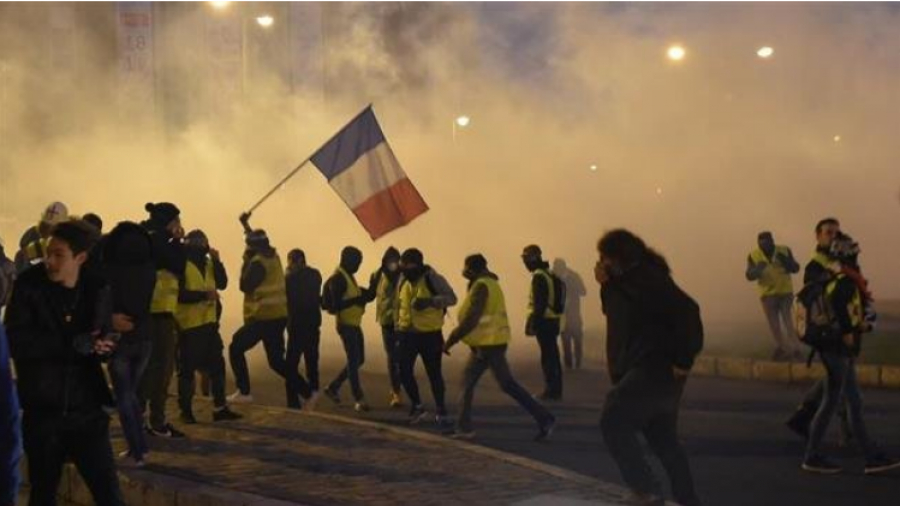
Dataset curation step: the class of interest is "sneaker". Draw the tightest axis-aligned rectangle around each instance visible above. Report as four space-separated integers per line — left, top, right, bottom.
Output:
449 429 476 440
801 454 842 474
864 454 900 475
212 406 243 422
354 401 370 413
408 405 428 425
389 391 403 409
179 411 197 425
435 414 454 429
227 391 254 404
534 417 556 442
148 423 186 439
323 387 342 406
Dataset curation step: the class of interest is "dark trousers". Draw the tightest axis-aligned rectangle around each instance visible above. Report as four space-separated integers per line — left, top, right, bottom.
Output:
457 345 553 432
108 338 152 459
287 325 321 398
229 318 310 401
805 351 877 459
328 325 366 402
177 325 227 413
138 314 178 429
536 326 563 397
399 331 447 415
600 365 699 506
382 325 403 393
22 411 125 506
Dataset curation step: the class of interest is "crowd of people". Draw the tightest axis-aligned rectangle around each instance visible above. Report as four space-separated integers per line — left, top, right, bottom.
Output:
0 201 897 506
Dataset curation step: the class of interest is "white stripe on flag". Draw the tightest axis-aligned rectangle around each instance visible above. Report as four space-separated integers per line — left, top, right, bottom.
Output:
328 142 406 209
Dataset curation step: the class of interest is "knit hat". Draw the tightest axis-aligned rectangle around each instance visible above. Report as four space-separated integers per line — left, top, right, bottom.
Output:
464 254 488 272
400 248 424 266
145 202 181 228
245 229 270 249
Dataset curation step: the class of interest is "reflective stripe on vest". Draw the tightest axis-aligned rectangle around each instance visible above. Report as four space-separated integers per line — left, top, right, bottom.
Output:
826 274 864 328
336 267 365 327
175 259 217 331
150 269 180 314
398 275 445 333
243 254 288 322
528 269 561 319
374 270 397 326
459 276 511 347
749 246 794 297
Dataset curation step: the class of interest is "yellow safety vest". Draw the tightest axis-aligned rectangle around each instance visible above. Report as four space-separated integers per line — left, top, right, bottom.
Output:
243 254 288 322
175 258 217 331
336 267 365 327
528 269 561 320
374 270 397 326
749 246 794 297
397 275 445 333
459 276 511 347
24 238 49 262
826 273 864 329
150 269 180 315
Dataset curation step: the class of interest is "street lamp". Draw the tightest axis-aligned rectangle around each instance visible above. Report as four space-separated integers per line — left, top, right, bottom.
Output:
757 46 774 59
209 1 231 10
256 15 274 28
452 115 470 143
667 45 686 62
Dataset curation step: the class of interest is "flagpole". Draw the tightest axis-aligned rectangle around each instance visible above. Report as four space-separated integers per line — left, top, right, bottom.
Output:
243 103 374 216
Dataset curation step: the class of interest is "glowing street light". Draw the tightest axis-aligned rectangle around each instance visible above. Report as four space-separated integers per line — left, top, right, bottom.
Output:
667 45 686 62
256 15 274 28
757 46 774 59
455 115 471 128
590 164 598 172
209 1 231 10
833 135 842 143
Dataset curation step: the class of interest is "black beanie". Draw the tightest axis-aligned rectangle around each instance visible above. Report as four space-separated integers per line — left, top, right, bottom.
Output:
465 254 488 272
382 246 400 263
400 248 424 266
145 202 180 228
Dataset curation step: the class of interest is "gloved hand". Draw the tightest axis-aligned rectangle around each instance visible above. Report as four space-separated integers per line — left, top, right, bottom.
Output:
413 298 434 311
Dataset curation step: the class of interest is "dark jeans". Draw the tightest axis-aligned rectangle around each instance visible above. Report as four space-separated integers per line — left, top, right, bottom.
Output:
177 325 227 413
536 326 563 397
108 337 152 459
806 351 877 459
328 325 366 402
22 411 125 506
382 325 402 393
600 364 699 506
399 331 446 415
457 345 553 432
230 318 310 401
287 325 321 397
138 314 178 429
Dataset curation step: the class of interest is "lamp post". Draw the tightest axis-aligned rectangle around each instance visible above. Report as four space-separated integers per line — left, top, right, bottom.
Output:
452 115 470 144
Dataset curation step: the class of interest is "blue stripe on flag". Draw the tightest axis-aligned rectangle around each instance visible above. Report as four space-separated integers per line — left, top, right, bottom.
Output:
311 107 387 181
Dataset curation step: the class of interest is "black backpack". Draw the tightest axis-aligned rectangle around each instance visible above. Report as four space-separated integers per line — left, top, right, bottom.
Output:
549 272 567 315
321 275 339 315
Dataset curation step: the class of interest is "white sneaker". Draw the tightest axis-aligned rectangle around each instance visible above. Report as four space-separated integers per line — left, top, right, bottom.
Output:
227 391 254 404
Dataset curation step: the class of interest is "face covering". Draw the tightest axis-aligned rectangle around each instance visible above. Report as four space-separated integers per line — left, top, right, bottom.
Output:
403 266 425 281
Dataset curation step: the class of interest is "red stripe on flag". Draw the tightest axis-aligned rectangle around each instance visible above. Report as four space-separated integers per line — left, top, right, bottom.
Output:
352 178 429 240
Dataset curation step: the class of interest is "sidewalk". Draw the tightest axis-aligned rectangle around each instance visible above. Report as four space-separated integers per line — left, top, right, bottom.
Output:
45 399 638 506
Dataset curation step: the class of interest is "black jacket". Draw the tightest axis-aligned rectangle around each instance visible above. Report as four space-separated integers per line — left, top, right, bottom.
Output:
286 266 322 330
3 265 113 416
142 221 185 278
601 255 702 383
102 222 156 341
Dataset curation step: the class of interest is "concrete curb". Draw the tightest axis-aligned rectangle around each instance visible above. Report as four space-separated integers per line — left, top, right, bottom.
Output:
693 355 900 389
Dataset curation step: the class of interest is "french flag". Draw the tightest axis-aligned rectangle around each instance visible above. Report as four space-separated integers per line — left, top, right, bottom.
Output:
311 106 429 240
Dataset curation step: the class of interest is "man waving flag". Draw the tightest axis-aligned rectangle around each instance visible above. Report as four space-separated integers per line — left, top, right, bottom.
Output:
310 106 429 240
